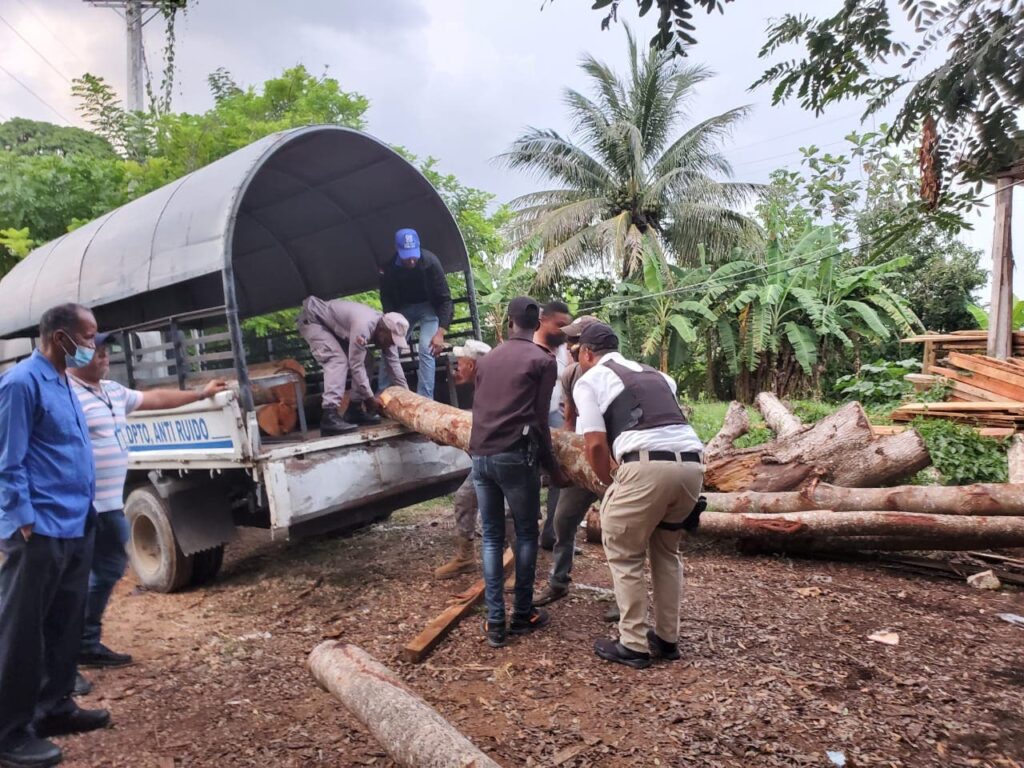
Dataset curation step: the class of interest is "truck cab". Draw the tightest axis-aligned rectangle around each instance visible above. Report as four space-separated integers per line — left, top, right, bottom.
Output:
0 126 480 591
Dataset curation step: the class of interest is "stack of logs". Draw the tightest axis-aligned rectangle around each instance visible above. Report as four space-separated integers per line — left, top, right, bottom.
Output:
380 388 1024 553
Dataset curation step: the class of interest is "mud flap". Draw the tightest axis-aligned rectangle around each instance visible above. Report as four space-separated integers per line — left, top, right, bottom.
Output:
149 473 237 556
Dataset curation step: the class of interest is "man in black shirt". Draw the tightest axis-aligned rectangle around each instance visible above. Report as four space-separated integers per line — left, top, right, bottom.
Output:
378 228 454 400
470 296 568 648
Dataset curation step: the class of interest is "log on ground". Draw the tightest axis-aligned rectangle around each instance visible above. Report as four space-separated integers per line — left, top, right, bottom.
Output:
308 641 502 768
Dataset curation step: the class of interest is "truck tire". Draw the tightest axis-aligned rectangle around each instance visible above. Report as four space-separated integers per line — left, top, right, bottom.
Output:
125 485 194 593
189 545 225 587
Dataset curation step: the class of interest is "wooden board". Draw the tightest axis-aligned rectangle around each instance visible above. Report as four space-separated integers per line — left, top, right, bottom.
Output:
893 401 1024 412
870 424 1013 438
401 548 513 664
929 365 1024 402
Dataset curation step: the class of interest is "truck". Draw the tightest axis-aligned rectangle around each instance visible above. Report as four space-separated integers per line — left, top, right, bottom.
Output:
0 126 479 591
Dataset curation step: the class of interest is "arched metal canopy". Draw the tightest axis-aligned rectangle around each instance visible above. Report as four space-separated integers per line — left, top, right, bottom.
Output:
0 125 469 338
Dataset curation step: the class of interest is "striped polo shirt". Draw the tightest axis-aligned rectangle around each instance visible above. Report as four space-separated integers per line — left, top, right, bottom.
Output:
71 377 143 513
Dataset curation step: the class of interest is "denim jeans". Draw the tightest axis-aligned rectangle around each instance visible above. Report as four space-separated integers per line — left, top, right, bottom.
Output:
471 450 541 625
378 302 439 399
81 510 129 651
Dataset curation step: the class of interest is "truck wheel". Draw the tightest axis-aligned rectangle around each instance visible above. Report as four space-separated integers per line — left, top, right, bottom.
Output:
190 545 225 586
125 486 194 593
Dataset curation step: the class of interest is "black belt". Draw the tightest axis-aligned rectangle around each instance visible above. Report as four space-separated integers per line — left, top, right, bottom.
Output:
620 450 701 464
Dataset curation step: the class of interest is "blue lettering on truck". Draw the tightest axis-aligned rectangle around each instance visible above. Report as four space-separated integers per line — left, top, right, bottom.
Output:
125 415 233 453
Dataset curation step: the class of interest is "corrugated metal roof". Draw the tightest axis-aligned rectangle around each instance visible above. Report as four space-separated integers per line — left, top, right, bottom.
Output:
0 125 468 337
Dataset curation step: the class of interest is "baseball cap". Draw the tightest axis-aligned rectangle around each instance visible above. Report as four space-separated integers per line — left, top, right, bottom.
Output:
395 228 421 261
507 296 540 325
381 312 411 351
579 322 619 352
452 339 492 360
562 314 601 340
94 331 119 347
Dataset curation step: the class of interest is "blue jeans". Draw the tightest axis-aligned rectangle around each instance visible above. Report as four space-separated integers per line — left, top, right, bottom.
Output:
379 302 439 399
81 510 129 651
472 450 541 625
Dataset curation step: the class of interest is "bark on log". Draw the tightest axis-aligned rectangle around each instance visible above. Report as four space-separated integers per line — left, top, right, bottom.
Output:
1009 433 1024 484
705 401 749 459
698 510 1024 543
740 533 1024 553
755 393 803 438
255 402 298 436
705 401 930 492
705 481 1024 516
308 641 501 768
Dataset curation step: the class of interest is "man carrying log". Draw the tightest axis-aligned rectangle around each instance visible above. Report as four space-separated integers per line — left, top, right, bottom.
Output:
535 314 601 607
469 296 569 648
297 297 410 436
574 323 704 670
433 339 491 579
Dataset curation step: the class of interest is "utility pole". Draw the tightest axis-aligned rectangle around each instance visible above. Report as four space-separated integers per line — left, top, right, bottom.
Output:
83 0 163 112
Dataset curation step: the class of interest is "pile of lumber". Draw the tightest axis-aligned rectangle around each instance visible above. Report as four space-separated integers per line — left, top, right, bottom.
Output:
893 351 1024 427
902 330 1024 357
379 388 1024 553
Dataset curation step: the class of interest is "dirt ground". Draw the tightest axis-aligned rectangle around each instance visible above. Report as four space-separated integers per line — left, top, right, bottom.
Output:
62 496 1024 768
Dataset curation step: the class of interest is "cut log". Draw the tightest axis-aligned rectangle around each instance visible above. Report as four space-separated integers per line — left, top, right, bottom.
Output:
255 402 297 437
1009 434 1024 484
705 401 930 492
705 401 749 458
308 641 501 768
402 548 513 664
699 509 1024 545
741 533 1024 553
755 393 803 438
706 481 1024 516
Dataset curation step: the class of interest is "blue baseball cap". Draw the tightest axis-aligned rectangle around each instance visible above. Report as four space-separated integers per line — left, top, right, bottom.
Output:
395 228 421 260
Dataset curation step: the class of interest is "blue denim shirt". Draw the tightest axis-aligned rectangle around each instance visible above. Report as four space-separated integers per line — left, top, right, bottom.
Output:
0 351 95 539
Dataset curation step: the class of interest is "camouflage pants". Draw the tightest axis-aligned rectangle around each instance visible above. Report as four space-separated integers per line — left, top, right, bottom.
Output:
453 475 479 540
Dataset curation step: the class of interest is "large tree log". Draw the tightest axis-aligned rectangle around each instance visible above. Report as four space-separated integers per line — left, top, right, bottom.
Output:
755 393 803 438
706 481 1024 516
741 533 1024 553
705 401 749 459
705 401 930 491
308 641 501 768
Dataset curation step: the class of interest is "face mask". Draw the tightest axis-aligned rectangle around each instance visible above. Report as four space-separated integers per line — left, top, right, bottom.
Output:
58 332 95 369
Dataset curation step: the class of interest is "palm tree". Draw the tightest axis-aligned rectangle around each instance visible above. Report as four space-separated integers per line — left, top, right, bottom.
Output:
499 27 760 284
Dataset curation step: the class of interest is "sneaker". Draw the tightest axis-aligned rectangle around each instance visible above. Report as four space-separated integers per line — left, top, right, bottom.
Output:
646 629 681 661
72 672 92 697
509 608 551 635
594 637 651 670
0 736 62 768
34 706 111 738
78 643 132 669
483 619 507 648
533 583 568 607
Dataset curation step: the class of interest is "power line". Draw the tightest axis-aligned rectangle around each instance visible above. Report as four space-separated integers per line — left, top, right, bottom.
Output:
0 64 73 125
11 0 87 66
0 11 72 84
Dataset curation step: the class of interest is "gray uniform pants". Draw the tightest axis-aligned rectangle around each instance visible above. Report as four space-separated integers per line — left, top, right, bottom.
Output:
548 484 598 589
298 318 358 409
453 475 478 540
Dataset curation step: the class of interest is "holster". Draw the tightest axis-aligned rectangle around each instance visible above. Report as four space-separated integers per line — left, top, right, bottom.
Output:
657 495 707 533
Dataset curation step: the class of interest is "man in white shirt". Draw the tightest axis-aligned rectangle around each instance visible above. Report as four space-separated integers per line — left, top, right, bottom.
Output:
573 323 704 670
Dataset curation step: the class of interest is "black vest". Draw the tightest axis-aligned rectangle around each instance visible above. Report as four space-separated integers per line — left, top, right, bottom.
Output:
603 360 688 446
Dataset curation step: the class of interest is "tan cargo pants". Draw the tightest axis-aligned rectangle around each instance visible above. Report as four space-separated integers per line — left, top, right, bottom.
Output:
600 454 704 653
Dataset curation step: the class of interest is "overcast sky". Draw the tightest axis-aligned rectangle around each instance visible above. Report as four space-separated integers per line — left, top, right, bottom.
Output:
2 0 1021 300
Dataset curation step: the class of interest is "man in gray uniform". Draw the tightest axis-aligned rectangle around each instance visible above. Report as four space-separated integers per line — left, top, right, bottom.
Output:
297 297 410 436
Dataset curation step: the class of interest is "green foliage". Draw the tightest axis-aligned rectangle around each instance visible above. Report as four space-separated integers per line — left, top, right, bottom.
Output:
0 227 32 275
912 418 1008 485
967 296 1024 331
834 359 920 407
499 26 758 283
755 1 1024 187
563 0 734 56
0 118 116 159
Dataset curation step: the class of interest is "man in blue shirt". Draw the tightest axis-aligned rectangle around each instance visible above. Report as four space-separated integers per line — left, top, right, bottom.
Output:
0 303 112 768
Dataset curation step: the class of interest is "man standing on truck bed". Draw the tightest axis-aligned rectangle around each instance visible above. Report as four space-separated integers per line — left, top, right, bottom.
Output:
69 334 227 689
0 303 109 768
298 298 411 436
378 228 453 399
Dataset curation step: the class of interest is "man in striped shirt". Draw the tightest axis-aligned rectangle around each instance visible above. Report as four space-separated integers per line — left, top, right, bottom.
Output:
70 333 226 678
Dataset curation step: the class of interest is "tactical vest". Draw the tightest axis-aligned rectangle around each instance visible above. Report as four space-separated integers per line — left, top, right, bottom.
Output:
603 359 688 446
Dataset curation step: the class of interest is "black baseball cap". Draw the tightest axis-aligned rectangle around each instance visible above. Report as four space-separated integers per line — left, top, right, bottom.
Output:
579 322 619 352
94 331 120 347
508 296 540 325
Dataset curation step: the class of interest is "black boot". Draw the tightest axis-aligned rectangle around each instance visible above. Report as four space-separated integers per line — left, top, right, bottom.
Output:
320 409 358 437
346 402 381 426
646 629 681 661
594 637 651 670
34 706 111 738
0 736 62 768
78 642 132 669
72 672 92 697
